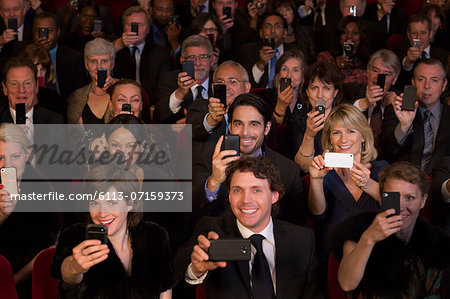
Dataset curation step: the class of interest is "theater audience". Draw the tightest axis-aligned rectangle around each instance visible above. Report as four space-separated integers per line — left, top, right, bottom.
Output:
0 123 62 298
51 164 174 298
317 16 370 88
155 35 214 123
32 11 89 101
380 58 449 174
308 104 388 267
66 38 116 125
328 161 450 298
422 4 450 51
291 61 342 171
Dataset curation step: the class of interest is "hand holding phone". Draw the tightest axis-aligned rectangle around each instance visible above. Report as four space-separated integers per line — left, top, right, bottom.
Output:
85 224 108 244
280 77 291 92
213 83 227 106
381 192 400 216
8 18 17 31
15 103 26 124
376 74 386 91
209 239 251 261
401 85 416 111
38 28 49 39
131 22 139 35
221 134 240 158
223 7 232 19
182 60 195 79
122 104 131 112
264 36 275 49
170 15 179 27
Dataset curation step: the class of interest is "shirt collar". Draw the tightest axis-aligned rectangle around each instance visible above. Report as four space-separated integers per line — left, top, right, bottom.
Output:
418 100 441 118
129 42 145 52
236 217 275 246
49 44 58 59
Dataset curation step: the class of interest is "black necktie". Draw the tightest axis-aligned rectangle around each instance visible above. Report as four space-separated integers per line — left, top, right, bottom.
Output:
314 7 323 31
250 234 275 299
183 85 204 112
130 46 138 80
421 110 433 170
421 51 427 59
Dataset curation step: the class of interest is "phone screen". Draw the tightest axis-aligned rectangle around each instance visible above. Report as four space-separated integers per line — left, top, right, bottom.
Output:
402 85 417 111
97 68 107 88
213 83 227 106
182 60 195 79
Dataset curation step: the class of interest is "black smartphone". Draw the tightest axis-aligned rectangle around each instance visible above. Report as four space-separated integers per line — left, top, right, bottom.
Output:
223 7 232 19
8 18 17 31
343 42 354 59
182 60 195 79
402 85 417 111
207 33 215 46
381 192 400 216
85 224 108 244
208 239 251 262
264 36 275 49
280 77 291 92
15 103 26 124
131 22 139 35
376 73 386 91
38 28 49 39
97 68 107 88
213 83 227 106
221 134 240 158
122 103 131 112
315 99 326 117
170 15 179 27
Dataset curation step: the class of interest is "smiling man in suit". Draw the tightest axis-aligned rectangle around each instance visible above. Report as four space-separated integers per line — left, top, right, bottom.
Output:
175 156 322 299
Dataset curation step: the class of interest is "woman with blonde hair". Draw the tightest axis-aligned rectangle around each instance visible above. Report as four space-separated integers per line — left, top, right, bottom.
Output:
308 104 388 264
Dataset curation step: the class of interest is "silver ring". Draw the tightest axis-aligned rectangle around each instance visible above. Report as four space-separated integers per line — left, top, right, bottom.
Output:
360 179 366 184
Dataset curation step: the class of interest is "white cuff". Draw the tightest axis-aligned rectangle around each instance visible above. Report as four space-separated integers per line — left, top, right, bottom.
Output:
203 113 215 133
298 5 312 18
169 91 183 114
252 64 264 84
185 263 208 285
442 179 450 203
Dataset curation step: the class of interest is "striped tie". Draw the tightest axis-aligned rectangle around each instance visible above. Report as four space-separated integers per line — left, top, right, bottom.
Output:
421 110 433 170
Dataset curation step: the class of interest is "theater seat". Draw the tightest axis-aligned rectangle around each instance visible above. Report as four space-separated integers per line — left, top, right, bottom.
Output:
0 254 18 299
387 34 404 51
32 248 58 299
327 253 346 299
196 284 206 299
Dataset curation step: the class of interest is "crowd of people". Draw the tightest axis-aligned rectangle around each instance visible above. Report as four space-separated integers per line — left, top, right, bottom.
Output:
0 0 449 298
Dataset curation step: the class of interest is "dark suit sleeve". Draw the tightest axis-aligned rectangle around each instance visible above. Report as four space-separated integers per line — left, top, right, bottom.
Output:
379 104 403 162
186 97 210 140
154 71 186 123
301 229 323 299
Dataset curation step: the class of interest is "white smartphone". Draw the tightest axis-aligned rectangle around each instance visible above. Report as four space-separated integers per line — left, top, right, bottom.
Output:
324 153 354 168
1 167 18 195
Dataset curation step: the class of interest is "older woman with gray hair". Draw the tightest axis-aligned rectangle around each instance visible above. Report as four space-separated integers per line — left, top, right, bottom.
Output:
67 38 117 124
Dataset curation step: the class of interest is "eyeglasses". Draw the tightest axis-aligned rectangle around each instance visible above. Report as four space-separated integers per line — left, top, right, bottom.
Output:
214 79 243 86
262 23 284 30
6 80 35 90
200 27 218 34
184 54 211 62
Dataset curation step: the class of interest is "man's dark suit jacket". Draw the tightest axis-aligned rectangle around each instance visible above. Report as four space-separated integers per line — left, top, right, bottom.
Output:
191 145 308 227
154 70 213 123
430 156 450 234
394 41 450 90
363 4 407 39
379 102 450 174
238 42 298 88
0 105 63 124
55 45 90 101
174 215 322 299
113 41 171 104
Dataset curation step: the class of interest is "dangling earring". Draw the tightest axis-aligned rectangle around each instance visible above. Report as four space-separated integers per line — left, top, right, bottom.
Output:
362 141 366 152
330 144 334 152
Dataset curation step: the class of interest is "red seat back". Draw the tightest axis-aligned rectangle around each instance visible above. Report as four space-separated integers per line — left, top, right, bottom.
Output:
0 254 18 299
327 253 347 299
32 248 58 299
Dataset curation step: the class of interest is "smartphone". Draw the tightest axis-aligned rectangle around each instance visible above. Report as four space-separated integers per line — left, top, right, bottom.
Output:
208 239 251 262
207 33 215 46
315 99 326 117
170 15 179 27
376 74 386 91
413 38 420 49
221 134 240 158
343 42 354 59
122 103 131 112
255 1 263 9
324 152 354 168
349 5 357 16
1 167 18 196
8 18 17 31
94 19 102 32
223 7 232 19
280 77 291 92
131 22 139 35
85 224 108 244
182 60 195 79
38 28 49 39
15 103 26 124
213 83 227 106
381 192 400 216
97 68 107 89
402 85 417 111
264 36 275 49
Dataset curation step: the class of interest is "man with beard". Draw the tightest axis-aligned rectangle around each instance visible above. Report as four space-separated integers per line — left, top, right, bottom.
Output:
155 35 215 123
